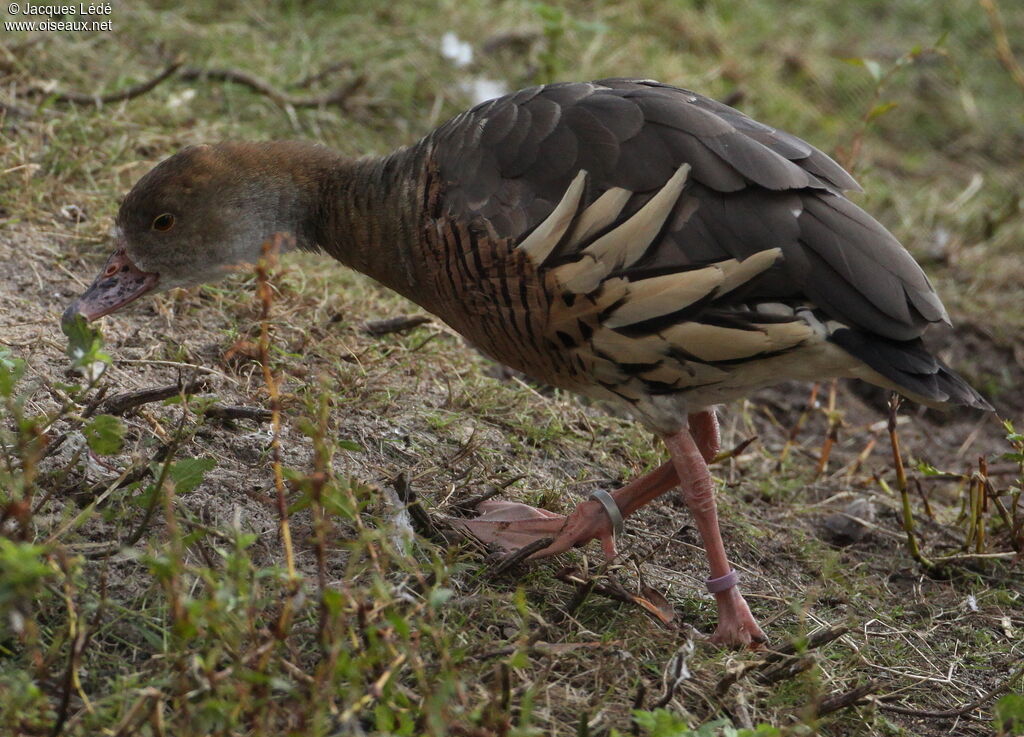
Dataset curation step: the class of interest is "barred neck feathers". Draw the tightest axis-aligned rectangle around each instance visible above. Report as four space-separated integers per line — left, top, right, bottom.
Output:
318 143 430 303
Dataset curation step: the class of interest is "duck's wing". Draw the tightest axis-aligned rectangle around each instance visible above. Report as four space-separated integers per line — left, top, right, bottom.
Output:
428 79 989 411
430 78 946 341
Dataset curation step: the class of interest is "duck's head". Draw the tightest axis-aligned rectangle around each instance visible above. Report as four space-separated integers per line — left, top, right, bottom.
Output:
62 141 333 327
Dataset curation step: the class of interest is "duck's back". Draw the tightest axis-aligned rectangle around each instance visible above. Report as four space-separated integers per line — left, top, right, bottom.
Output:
407 79 988 427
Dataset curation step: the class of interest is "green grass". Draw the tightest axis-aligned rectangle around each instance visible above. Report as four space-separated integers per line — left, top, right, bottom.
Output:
2 0 1024 735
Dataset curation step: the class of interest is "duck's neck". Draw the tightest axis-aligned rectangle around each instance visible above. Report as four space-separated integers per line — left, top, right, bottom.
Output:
311 144 430 302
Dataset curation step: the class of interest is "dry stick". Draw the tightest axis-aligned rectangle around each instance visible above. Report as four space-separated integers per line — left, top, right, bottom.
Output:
980 0 1024 93
710 435 758 465
28 59 183 105
879 660 1024 719
554 566 676 628
110 688 162 737
631 682 647 735
715 624 849 695
885 394 935 569
99 379 209 416
363 314 432 336
963 467 982 553
815 681 878 717
292 60 352 90
256 236 297 583
489 537 554 576
80 385 109 419
837 432 877 479
451 485 504 513
755 654 815 685
912 477 935 522
179 66 366 108
201 405 272 423
451 474 528 514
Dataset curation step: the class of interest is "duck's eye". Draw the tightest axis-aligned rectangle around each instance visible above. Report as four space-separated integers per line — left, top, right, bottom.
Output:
152 213 175 231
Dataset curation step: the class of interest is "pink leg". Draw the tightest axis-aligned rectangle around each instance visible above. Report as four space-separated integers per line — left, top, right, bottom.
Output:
453 460 679 559
453 410 723 559
663 411 766 648
689 409 721 463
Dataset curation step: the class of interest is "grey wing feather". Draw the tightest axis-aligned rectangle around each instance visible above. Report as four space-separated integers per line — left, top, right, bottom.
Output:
429 78 948 343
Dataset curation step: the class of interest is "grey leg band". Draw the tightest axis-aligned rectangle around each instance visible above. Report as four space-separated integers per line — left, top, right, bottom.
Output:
706 570 740 594
589 489 624 538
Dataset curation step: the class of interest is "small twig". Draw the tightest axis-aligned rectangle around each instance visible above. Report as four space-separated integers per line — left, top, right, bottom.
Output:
27 59 183 106
179 66 366 108
473 639 614 661
451 475 527 515
489 537 554 576
63 443 169 506
715 624 849 695
763 623 850 662
630 682 647 734
563 573 597 618
878 660 1024 718
51 559 96 737
912 477 935 521
99 379 209 416
755 654 815 685
815 681 878 717
0 98 36 117
200 405 272 423
451 486 504 514
363 314 432 337
110 688 162 737
80 386 109 419
554 566 676 628
710 435 757 465
291 60 351 89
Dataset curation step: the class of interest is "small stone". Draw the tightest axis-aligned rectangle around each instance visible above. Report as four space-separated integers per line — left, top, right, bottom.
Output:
821 496 876 545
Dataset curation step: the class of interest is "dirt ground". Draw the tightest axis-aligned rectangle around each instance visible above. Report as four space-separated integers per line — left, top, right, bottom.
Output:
5 211 1022 735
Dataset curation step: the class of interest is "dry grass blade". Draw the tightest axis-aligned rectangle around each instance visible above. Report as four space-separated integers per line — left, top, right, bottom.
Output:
878 660 1024 719
979 0 1024 92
